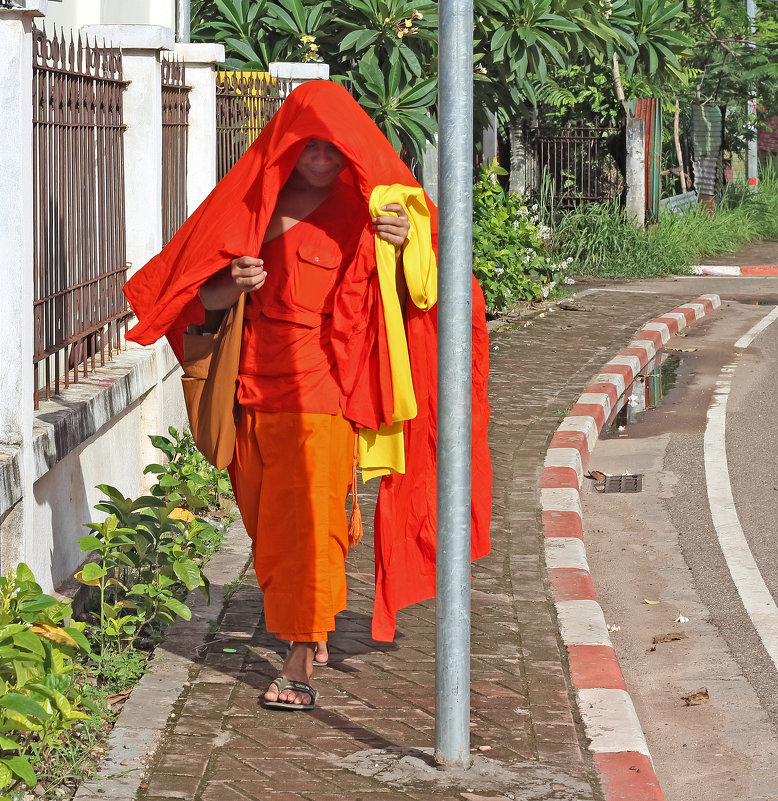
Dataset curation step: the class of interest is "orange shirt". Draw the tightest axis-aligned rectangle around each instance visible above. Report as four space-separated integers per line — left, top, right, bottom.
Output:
237 182 366 413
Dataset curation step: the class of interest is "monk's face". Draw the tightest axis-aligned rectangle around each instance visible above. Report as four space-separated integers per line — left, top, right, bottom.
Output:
294 139 345 188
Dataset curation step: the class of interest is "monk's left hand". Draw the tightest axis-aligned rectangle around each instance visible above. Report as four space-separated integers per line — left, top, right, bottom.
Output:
373 204 410 248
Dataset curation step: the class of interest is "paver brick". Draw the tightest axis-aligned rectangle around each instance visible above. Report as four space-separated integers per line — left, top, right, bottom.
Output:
128 289 696 801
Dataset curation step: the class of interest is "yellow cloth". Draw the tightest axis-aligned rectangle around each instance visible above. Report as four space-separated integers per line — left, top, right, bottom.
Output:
359 185 438 481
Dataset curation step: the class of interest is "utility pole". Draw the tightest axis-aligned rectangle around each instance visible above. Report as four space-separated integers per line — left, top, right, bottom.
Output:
176 0 191 43
435 0 474 769
746 0 758 187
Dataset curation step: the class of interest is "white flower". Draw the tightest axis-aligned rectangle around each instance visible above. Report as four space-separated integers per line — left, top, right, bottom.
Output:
494 267 504 276
531 203 538 211
564 277 575 284
566 256 574 264
512 220 520 229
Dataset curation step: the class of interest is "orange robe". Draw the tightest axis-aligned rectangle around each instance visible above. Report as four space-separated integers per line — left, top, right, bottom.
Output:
123 80 492 642
232 185 364 641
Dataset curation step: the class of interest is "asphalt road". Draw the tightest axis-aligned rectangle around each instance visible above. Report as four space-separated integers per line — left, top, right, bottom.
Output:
579 277 778 801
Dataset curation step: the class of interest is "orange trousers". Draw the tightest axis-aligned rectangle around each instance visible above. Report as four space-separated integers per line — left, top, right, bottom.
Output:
232 408 354 642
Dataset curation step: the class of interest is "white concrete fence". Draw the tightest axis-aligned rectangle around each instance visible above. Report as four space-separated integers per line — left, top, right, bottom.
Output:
0 1 228 593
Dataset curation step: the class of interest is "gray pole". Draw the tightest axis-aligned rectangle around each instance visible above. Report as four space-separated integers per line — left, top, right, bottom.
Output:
435 0 474 769
176 0 191 44
746 0 758 188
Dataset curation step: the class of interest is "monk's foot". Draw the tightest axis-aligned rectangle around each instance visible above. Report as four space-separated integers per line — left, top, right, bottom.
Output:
288 639 329 666
264 641 315 706
314 640 329 665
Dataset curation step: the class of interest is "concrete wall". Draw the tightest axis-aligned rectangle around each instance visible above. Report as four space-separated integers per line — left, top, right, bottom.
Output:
0 4 222 593
42 0 174 34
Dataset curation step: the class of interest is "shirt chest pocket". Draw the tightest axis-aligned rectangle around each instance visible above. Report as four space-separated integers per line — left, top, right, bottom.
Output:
288 237 343 318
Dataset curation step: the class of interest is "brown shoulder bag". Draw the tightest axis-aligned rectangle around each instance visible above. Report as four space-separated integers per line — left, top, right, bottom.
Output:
180 293 246 469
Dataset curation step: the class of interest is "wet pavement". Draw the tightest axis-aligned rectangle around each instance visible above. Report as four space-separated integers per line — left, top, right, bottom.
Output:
77 277 758 801
700 238 778 266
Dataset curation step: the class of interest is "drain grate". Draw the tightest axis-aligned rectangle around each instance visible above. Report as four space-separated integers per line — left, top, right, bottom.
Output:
596 474 644 493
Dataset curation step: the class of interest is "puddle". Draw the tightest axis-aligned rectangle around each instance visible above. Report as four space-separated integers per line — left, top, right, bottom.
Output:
738 300 778 305
600 352 683 437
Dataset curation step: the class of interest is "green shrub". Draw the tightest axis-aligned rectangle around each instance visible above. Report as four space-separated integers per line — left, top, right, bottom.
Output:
144 427 234 518
472 159 573 312
553 160 778 278
0 565 92 800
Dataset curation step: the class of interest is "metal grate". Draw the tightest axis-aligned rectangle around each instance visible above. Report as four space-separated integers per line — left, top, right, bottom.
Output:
522 124 625 208
161 56 190 246
215 71 291 181
32 25 131 408
596 475 644 493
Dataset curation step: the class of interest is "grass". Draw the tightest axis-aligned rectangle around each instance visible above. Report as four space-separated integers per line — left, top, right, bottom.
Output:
551 158 778 279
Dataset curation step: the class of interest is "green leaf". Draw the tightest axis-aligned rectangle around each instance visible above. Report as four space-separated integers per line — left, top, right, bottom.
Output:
80 562 107 582
17 594 58 612
0 694 50 721
3 755 37 787
173 559 202 591
78 535 104 552
12 629 45 658
164 598 192 621
0 736 19 752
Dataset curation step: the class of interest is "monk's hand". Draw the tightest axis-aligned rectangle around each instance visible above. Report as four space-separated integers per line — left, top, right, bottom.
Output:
373 204 410 249
230 256 266 292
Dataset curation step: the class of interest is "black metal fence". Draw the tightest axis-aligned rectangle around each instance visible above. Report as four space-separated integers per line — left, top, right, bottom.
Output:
521 124 625 208
215 72 291 180
32 26 130 408
161 56 190 245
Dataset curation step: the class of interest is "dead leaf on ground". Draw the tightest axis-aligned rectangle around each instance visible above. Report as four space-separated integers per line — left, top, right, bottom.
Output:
643 599 661 605
681 687 709 706
557 300 592 312
585 470 607 481
107 690 132 709
652 632 688 644
666 347 698 353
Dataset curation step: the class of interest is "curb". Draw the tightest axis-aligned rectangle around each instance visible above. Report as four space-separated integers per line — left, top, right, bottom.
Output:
540 293 721 801
691 264 778 276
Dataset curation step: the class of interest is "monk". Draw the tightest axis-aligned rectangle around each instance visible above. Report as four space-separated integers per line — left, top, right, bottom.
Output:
198 139 410 708
122 81 492 713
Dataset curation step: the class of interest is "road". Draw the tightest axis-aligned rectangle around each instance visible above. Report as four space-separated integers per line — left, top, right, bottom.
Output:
579 276 778 801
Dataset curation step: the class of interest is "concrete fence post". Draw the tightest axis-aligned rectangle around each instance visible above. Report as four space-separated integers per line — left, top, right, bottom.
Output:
269 61 329 93
0 1 47 571
625 116 646 226
173 42 225 212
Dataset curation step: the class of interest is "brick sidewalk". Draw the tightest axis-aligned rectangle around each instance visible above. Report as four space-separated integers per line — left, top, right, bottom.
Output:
113 286 697 801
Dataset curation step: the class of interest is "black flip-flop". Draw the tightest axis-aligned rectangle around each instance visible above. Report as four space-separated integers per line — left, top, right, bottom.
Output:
262 677 318 711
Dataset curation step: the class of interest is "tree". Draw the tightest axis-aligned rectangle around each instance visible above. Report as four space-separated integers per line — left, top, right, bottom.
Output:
192 0 693 169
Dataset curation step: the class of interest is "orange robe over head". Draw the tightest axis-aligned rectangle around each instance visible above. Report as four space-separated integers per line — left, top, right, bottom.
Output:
123 80 492 641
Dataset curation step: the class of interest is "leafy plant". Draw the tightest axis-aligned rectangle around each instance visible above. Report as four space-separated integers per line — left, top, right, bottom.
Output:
552 163 778 277
0 565 92 800
144 427 233 516
345 50 438 163
76 487 212 657
473 159 573 312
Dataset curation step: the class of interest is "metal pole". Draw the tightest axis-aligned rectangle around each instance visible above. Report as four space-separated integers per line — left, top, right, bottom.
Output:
746 0 758 188
175 0 191 44
435 0 473 769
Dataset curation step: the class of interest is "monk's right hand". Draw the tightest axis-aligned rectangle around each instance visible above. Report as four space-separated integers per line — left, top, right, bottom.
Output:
230 256 266 292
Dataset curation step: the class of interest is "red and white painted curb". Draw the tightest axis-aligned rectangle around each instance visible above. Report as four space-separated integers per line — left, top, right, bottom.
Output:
691 264 778 276
541 293 721 801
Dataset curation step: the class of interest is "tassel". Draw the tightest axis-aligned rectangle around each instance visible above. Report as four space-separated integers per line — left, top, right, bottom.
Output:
348 431 363 546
